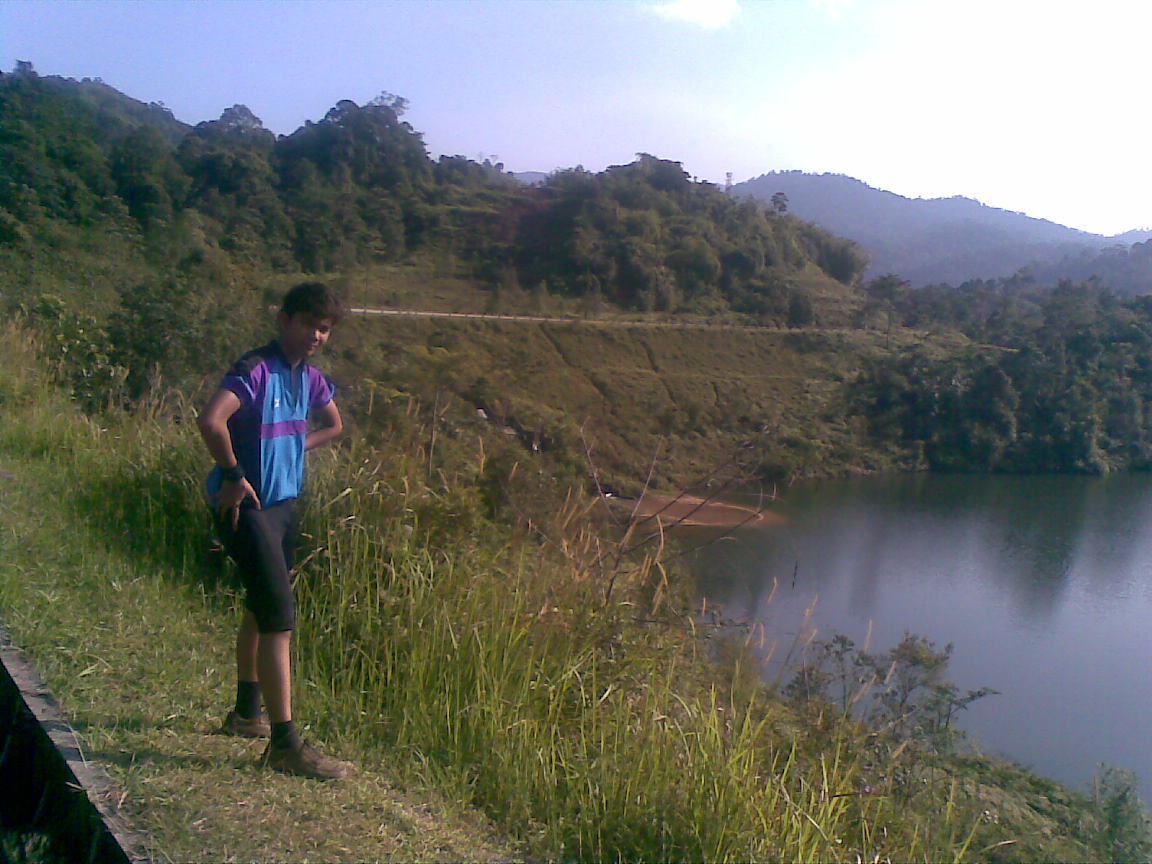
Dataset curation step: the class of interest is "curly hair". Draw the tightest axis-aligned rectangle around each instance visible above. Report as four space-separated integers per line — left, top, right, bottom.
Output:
281 281 345 323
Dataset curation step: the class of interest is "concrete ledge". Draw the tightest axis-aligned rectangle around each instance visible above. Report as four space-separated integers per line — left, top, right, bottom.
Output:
0 623 151 863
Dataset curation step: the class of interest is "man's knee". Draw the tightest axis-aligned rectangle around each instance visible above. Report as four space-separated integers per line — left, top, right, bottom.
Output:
248 593 296 634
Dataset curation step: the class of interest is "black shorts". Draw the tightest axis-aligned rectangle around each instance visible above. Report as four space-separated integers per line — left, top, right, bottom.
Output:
212 499 298 633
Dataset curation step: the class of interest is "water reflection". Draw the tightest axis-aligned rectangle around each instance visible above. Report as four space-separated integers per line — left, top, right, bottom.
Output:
689 473 1152 802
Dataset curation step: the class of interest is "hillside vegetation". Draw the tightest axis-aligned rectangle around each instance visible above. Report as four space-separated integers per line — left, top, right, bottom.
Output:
7 62 1152 492
8 62 1152 490
330 311 915 496
856 276 1152 474
4 324 1145 863
0 64 864 324
4 61 1152 861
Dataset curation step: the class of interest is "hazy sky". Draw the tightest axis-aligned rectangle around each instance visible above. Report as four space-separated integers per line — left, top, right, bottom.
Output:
3 0 1148 235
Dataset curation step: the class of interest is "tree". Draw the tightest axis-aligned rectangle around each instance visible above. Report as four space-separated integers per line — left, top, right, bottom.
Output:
109 125 188 227
866 273 910 344
367 91 409 116
216 104 269 135
176 108 291 266
666 235 721 298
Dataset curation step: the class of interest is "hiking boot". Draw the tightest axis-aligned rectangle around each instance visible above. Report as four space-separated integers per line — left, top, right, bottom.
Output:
262 738 351 781
219 709 271 738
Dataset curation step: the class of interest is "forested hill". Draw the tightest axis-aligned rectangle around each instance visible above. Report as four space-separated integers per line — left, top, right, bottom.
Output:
0 65 865 324
1024 239 1152 295
735 171 1145 288
15 64 1152 485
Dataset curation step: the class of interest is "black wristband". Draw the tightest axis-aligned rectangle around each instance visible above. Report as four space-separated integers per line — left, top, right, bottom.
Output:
221 464 245 483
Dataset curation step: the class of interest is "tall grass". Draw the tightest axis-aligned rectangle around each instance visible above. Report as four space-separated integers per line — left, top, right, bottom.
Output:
115 442 967 859
0 337 880 859
6 319 1119 862
288 454 886 861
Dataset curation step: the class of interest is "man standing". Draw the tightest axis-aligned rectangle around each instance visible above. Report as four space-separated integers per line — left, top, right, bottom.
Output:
197 281 349 780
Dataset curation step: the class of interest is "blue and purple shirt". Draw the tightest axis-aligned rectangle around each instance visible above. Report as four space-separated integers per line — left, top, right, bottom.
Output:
207 341 336 506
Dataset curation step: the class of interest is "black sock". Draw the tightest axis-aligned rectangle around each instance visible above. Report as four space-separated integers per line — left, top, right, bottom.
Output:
271 720 300 750
234 681 262 719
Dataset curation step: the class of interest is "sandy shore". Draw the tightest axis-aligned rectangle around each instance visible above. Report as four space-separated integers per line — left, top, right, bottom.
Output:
624 492 785 529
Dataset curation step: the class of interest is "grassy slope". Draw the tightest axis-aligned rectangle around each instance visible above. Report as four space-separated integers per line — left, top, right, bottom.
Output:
0 391 1121 863
0 344 521 863
332 310 930 495
0 473 515 863
317 261 969 497
2 234 1145 861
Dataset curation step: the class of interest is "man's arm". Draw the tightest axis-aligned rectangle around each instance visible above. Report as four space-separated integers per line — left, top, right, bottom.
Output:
306 399 343 452
197 388 261 520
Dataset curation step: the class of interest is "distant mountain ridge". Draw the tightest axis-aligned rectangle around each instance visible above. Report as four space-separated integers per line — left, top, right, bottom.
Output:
735 171 1151 288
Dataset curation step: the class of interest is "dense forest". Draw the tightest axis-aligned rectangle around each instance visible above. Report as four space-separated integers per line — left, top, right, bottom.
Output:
0 62 876 423
1027 240 1152 296
0 64 863 313
8 62 1152 482
856 275 1152 473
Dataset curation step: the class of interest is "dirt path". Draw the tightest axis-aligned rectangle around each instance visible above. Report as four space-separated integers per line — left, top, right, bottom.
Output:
350 306 824 334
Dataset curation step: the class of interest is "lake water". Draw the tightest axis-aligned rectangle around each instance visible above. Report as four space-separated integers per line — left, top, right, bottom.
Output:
688 473 1152 803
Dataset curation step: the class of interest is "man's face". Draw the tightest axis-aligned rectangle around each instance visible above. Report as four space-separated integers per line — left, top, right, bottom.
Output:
279 311 335 363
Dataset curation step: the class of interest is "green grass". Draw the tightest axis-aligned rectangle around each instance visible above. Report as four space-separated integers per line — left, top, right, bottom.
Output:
0 320 1138 862
330 312 922 495
0 468 515 863
0 328 518 863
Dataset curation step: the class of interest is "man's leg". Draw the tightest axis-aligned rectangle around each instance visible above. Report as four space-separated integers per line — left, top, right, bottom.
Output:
237 610 260 683
258 629 293 726
257 610 349 780
235 503 297 744
227 610 267 732
220 503 347 778
217 505 292 739
219 610 270 736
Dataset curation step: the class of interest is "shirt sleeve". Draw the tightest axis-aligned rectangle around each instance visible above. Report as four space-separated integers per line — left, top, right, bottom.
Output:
220 356 266 409
221 374 254 407
309 368 336 409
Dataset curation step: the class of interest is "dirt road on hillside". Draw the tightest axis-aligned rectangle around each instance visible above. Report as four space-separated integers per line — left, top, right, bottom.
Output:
350 307 809 333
